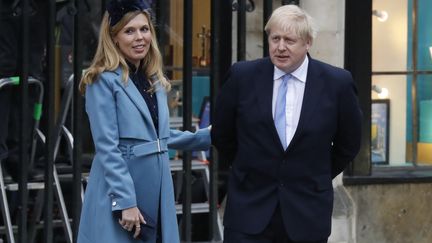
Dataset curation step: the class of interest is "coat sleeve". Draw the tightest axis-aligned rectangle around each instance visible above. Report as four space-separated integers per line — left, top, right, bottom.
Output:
168 128 211 151
211 66 239 165
85 75 137 211
331 71 363 178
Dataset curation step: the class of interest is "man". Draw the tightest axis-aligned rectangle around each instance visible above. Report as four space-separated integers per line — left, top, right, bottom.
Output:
211 5 362 243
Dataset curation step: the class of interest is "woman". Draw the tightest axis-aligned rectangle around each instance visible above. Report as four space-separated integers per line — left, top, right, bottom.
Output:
77 1 211 242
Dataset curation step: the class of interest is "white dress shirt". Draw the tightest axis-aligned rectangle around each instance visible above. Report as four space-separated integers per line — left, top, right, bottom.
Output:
272 56 309 147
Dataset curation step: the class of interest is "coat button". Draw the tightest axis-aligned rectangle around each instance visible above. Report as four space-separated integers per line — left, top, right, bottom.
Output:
112 201 117 207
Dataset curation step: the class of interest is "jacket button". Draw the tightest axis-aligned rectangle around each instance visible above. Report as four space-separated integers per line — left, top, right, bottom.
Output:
112 201 117 207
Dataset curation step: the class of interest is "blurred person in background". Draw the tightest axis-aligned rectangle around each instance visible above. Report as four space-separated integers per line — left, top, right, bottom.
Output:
0 0 47 181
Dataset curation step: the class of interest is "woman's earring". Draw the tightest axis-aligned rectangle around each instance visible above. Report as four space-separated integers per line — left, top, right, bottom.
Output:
115 42 119 47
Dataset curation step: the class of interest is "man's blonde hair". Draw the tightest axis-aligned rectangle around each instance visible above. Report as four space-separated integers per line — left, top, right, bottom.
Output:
264 4 317 43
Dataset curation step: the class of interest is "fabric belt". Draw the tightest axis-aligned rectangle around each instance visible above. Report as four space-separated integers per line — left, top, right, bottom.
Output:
118 139 168 159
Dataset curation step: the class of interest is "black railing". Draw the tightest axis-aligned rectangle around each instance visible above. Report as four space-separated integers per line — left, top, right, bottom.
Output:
263 1 272 57
210 0 220 240
72 0 84 241
18 1 30 242
182 0 193 241
237 0 246 61
43 0 56 242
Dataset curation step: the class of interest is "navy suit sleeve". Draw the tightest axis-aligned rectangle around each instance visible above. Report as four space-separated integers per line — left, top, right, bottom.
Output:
331 71 363 178
211 66 238 166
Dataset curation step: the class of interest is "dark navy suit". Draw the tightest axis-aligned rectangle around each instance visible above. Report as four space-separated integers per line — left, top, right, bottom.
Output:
211 57 362 242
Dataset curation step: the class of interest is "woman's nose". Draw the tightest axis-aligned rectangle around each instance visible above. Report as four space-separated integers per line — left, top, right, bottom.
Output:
136 31 144 40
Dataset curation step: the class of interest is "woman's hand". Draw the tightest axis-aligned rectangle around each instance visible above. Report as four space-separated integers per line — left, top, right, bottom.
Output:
118 207 146 238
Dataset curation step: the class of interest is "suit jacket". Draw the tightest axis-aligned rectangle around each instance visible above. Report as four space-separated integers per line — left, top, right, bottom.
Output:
211 57 362 241
78 68 210 243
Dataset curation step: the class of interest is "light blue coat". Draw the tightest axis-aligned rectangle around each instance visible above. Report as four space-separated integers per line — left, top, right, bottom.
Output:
77 68 211 243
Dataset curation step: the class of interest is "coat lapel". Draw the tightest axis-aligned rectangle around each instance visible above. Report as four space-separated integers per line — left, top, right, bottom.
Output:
255 58 285 149
114 68 157 137
256 59 274 121
288 58 324 150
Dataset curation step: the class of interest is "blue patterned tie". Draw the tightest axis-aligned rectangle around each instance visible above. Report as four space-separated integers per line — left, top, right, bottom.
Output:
274 74 290 149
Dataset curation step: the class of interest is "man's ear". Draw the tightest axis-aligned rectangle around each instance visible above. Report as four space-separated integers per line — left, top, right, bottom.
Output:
305 40 312 51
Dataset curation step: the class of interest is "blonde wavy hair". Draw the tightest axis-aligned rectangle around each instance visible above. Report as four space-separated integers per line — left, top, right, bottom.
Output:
79 10 170 94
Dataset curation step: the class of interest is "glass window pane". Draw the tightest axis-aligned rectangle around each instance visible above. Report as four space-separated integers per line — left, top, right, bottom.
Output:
372 75 408 165
372 0 408 72
416 0 432 71
417 74 432 165
372 74 432 166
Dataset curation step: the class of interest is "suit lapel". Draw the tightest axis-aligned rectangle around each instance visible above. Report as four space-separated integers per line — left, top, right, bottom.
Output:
256 58 276 124
255 58 285 149
288 58 324 150
114 68 157 137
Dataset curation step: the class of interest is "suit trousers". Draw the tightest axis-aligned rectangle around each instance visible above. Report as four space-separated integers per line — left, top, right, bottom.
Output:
223 205 328 243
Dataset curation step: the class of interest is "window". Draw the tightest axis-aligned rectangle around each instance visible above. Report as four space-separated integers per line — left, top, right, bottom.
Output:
372 0 432 167
344 0 432 182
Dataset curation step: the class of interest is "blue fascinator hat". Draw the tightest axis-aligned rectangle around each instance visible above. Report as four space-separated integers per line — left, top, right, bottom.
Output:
106 0 151 26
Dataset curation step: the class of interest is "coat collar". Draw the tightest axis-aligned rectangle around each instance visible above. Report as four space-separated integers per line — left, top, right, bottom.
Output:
112 67 167 138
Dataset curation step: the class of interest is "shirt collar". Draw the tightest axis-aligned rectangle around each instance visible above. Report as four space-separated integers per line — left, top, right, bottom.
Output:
273 55 309 83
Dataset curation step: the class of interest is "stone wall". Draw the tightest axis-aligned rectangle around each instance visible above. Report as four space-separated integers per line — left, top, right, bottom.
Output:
346 183 432 243
301 0 346 68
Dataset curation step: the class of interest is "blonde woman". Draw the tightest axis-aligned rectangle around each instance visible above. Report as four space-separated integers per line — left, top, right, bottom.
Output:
78 1 210 242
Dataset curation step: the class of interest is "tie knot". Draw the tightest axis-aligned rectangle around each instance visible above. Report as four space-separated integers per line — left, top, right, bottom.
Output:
282 73 291 83
283 73 291 82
